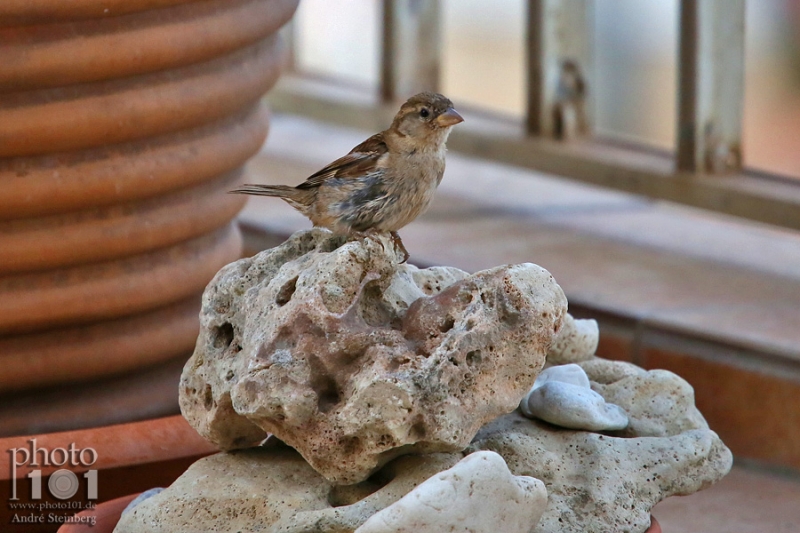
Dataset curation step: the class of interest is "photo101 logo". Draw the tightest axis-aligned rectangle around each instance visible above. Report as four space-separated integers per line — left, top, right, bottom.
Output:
9 439 98 501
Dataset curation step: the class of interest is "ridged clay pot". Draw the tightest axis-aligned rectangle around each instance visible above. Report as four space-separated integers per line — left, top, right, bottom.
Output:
0 0 299 411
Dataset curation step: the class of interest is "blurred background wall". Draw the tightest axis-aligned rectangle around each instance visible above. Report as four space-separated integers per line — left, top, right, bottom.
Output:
292 0 800 178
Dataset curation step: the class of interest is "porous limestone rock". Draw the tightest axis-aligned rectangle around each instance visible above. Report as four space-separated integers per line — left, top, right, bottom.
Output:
588 363 709 438
180 228 568 483
114 448 547 533
114 445 464 533
472 356 729 533
578 357 646 383
469 412 732 533
520 364 629 431
124 355 729 533
546 313 598 365
355 451 547 533
115 447 336 533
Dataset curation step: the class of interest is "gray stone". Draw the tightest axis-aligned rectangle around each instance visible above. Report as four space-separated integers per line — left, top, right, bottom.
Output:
533 363 591 389
523 381 629 431
520 364 629 431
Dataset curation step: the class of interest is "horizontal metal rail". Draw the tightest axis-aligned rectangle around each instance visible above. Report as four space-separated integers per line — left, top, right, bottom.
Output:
267 76 800 232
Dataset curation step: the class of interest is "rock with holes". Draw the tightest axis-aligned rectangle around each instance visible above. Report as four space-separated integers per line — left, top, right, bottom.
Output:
467 355 729 533
114 446 547 533
469 411 732 533
582 359 709 438
114 447 339 533
546 313 599 365
179 228 567 483
127 356 729 533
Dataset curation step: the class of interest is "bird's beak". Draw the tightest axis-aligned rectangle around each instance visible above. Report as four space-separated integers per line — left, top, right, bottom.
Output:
435 108 464 127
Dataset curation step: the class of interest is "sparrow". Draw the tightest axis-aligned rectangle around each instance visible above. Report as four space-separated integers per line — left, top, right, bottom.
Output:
231 92 464 263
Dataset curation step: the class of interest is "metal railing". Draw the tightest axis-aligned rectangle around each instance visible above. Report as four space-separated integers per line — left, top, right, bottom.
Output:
269 0 800 231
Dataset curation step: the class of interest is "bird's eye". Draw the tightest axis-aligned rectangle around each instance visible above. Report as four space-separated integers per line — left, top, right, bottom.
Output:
419 108 430 118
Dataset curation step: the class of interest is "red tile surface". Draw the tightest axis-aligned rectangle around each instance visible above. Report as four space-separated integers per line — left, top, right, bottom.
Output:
653 466 800 533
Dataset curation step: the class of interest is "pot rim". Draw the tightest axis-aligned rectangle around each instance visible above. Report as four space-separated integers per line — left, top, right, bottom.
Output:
0 414 216 480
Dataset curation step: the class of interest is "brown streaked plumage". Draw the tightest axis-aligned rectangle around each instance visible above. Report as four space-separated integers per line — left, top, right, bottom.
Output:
231 92 463 262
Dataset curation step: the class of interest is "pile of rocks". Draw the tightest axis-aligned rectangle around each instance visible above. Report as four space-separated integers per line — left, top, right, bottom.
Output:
115 229 732 533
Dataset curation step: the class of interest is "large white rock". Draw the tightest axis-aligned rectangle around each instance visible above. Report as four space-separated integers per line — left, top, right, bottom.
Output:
180 228 568 483
355 451 547 533
520 364 629 431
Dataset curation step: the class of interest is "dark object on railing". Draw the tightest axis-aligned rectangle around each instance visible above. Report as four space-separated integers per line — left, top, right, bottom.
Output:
527 0 593 139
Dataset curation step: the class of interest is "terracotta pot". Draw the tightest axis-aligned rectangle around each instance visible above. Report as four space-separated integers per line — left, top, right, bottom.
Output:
0 298 200 393
0 1 197 26
0 356 189 437
0 171 245 274
0 416 217 533
0 0 294 91
0 107 266 221
0 39 283 158
0 223 241 335
0 0 299 404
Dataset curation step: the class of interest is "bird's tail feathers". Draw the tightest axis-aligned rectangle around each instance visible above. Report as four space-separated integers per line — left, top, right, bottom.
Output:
229 184 298 198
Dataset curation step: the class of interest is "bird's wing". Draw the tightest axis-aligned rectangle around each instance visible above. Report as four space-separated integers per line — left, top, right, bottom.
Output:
296 133 389 190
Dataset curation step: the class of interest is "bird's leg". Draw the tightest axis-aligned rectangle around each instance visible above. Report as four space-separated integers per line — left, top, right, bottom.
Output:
390 231 410 264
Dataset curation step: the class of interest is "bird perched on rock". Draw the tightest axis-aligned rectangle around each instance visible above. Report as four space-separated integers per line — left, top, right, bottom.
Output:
231 92 463 262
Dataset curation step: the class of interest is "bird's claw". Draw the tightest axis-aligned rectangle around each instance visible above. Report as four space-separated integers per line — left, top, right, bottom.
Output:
390 231 410 264
349 231 409 263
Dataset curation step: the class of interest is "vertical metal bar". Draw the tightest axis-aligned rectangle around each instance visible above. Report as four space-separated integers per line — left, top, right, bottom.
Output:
381 0 395 101
677 0 745 173
526 0 593 139
381 0 441 102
